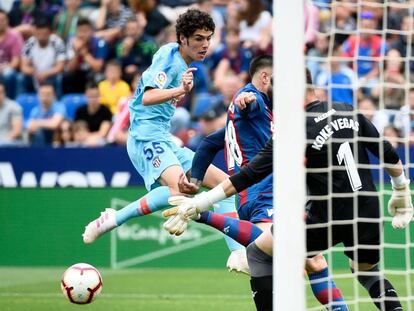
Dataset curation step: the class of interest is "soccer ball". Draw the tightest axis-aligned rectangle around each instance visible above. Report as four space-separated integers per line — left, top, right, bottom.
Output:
61 263 103 304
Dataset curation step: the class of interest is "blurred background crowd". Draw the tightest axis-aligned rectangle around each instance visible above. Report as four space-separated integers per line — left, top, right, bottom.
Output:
0 0 413 149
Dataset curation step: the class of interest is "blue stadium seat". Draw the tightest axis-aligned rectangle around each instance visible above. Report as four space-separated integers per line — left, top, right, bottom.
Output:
15 93 39 127
60 93 87 121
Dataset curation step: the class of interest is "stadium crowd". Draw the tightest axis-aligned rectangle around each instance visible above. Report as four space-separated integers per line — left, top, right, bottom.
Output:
0 0 413 148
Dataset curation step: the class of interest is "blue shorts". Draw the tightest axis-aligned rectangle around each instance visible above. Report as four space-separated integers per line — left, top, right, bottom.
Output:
237 193 273 223
127 136 194 191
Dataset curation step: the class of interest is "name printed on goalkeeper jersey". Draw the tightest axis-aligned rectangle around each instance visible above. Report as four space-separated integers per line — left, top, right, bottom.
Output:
311 117 359 151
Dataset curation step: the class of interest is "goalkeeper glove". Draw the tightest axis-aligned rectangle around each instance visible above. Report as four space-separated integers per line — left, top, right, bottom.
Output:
162 196 203 236
163 192 218 220
163 211 188 236
388 179 413 229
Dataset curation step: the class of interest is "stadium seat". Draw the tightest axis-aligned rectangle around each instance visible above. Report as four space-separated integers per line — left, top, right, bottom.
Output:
60 93 87 121
15 93 40 128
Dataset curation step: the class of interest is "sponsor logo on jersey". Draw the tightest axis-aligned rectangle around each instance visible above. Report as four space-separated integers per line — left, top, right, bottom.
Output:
152 156 161 168
314 108 337 123
267 209 274 217
154 72 167 89
223 226 230 234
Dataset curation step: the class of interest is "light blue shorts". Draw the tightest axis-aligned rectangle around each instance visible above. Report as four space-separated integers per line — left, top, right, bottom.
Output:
127 136 194 191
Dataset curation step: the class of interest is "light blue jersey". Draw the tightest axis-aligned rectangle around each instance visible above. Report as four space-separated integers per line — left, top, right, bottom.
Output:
126 42 193 190
129 42 189 141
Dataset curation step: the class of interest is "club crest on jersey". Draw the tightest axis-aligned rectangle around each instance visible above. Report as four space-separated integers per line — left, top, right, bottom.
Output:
154 72 167 89
152 156 161 168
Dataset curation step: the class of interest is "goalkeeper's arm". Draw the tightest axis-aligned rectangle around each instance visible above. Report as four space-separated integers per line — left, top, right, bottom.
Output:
358 113 414 229
192 138 273 212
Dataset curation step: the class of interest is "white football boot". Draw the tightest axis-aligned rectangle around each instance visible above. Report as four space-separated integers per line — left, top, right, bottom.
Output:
83 208 117 244
226 248 250 275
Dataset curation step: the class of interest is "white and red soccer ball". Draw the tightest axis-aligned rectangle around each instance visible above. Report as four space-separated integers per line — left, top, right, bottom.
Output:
61 263 103 304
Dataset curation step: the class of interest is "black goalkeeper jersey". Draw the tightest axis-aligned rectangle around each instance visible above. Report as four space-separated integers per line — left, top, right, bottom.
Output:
305 101 400 221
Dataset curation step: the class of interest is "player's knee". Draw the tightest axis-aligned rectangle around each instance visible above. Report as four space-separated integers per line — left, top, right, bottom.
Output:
246 242 272 278
168 186 181 196
349 259 378 272
305 253 328 273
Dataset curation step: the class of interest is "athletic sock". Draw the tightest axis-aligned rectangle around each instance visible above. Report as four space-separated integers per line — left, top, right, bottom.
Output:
115 186 171 225
250 276 273 311
247 242 273 311
213 196 245 251
308 267 348 310
353 265 402 311
197 211 263 247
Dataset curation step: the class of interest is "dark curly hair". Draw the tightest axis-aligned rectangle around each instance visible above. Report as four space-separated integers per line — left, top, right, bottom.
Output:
175 9 215 45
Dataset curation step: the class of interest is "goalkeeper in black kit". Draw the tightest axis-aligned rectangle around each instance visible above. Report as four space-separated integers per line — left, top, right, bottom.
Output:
304 70 412 310
163 70 413 311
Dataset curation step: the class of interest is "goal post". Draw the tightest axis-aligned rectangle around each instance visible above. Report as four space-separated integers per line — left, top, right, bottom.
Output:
274 0 306 309
278 0 414 310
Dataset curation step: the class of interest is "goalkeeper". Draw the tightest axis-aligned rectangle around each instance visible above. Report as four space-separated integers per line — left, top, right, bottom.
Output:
164 70 413 311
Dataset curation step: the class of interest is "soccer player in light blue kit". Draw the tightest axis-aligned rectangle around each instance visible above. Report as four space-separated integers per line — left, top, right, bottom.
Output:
83 9 246 272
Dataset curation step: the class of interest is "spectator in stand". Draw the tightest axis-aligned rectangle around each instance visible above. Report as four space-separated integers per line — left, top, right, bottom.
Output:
156 0 198 23
106 97 129 145
306 33 329 81
394 88 414 144
0 1 13 13
63 18 107 94
129 0 170 38
342 11 387 90
98 60 131 115
210 25 252 85
0 9 24 99
304 0 319 47
358 96 390 135
187 92 227 150
319 1 356 43
79 0 101 16
95 0 134 43
392 13 414 74
74 81 112 147
72 120 90 145
383 125 401 149
7 0 45 39
232 0 272 53
215 71 244 105
196 0 224 54
53 119 73 147
0 81 23 145
27 83 66 146
107 73 141 146
54 0 82 43
371 48 406 110
115 16 157 83
315 43 356 105
18 18 66 98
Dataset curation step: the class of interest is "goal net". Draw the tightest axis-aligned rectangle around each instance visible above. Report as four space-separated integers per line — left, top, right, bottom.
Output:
276 0 414 310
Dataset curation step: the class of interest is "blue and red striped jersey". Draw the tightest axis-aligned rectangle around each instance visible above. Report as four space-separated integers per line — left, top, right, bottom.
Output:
224 83 273 206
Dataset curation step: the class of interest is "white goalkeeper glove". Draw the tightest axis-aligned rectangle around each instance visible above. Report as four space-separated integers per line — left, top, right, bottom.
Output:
162 195 205 236
388 179 413 229
163 187 227 236
163 210 189 236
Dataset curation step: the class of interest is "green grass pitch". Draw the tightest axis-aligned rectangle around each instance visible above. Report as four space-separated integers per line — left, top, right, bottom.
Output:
1 267 412 310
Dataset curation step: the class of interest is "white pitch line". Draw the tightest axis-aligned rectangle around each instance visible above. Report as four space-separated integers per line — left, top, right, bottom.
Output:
0 292 251 300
